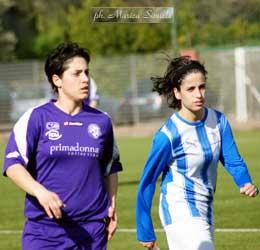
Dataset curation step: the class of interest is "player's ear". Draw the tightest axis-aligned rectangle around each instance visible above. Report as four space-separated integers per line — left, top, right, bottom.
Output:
173 87 181 100
52 74 62 88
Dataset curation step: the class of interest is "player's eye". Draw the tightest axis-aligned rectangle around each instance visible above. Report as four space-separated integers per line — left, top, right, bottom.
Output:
199 84 206 90
187 87 195 92
84 70 89 76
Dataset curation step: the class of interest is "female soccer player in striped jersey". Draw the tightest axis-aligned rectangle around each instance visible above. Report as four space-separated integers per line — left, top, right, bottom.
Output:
3 42 122 250
136 56 258 250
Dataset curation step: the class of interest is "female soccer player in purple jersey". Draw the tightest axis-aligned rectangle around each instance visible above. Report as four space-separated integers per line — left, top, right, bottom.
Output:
136 56 258 250
3 42 122 250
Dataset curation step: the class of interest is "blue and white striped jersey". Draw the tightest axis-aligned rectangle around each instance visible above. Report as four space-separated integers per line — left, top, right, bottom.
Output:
136 108 252 242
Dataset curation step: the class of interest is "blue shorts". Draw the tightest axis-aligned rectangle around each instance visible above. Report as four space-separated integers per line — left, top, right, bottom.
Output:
22 219 107 250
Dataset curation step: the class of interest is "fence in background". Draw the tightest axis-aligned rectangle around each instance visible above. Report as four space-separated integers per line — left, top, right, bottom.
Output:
0 46 260 127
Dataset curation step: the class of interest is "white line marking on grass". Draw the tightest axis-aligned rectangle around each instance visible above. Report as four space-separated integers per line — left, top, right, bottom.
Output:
215 228 260 233
0 230 22 234
117 228 260 233
1 228 260 235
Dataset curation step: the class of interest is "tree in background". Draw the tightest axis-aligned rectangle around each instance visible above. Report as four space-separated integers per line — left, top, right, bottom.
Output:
0 0 260 60
0 0 17 60
2 0 39 58
175 0 260 48
33 0 171 57
32 0 82 57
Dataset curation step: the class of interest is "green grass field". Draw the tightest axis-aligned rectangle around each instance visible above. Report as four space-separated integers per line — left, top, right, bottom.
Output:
0 130 260 250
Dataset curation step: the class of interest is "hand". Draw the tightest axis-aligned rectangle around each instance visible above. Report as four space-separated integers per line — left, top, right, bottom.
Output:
240 183 259 197
107 206 117 240
34 186 65 219
140 241 156 250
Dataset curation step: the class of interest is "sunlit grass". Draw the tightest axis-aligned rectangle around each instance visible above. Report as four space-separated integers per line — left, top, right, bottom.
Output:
1 130 260 249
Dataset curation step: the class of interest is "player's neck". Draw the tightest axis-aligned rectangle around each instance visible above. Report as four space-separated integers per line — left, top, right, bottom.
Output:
178 108 204 122
54 97 82 116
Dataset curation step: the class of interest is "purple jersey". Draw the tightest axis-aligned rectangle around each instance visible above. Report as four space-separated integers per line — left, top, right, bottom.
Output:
3 100 122 223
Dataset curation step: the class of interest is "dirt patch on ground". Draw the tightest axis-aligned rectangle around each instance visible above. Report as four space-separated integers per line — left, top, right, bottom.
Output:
0 122 162 140
0 131 10 141
114 121 163 137
228 118 260 131
114 119 260 137
1 119 260 140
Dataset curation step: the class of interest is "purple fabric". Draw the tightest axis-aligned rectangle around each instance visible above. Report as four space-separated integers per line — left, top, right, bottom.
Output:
22 219 107 250
83 97 91 106
3 101 122 223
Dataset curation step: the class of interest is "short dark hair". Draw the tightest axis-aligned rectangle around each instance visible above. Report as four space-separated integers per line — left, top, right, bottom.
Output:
45 42 90 93
152 56 207 110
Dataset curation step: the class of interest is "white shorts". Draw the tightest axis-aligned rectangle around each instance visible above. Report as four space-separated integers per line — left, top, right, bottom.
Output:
164 219 214 250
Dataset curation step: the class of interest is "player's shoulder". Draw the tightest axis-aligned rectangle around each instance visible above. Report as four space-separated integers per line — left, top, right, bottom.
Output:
12 101 51 131
206 107 226 121
82 105 113 125
159 113 177 132
153 115 177 142
17 101 51 120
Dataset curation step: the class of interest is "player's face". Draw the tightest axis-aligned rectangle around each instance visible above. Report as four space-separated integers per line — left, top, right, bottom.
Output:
54 56 89 102
174 71 206 118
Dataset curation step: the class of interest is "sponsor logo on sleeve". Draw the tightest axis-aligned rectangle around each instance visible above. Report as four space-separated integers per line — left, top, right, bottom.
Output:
45 122 62 140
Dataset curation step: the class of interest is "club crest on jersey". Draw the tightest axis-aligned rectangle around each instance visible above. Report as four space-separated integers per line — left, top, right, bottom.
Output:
45 122 62 140
87 123 101 139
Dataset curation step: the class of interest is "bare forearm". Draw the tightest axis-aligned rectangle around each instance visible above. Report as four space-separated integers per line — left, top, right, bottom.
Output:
105 173 118 208
6 164 46 197
6 164 64 219
105 173 118 240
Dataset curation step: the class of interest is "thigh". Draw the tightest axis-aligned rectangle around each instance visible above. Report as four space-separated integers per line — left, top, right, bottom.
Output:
164 219 214 250
23 220 107 250
78 220 107 250
22 220 67 250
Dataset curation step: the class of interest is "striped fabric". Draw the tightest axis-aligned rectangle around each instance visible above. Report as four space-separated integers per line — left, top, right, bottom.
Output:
136 107 252 242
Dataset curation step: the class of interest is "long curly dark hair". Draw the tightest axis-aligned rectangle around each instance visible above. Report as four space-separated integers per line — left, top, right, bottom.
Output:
152 56 207 110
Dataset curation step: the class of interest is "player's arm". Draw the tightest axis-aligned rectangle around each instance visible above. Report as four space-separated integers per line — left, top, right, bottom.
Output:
136 131 173 246
105 173 118 212
219 114 258 197
102 120 123 240
103 143 122 241
3 109 65 219
104 173 118 240
6 164 65 219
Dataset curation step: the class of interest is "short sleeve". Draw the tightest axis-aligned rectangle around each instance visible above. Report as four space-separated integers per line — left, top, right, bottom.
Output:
101 118 122 176
3 108 40 176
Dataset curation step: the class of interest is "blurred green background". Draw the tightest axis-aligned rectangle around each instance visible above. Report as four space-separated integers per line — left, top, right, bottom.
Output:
0 0 260 60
